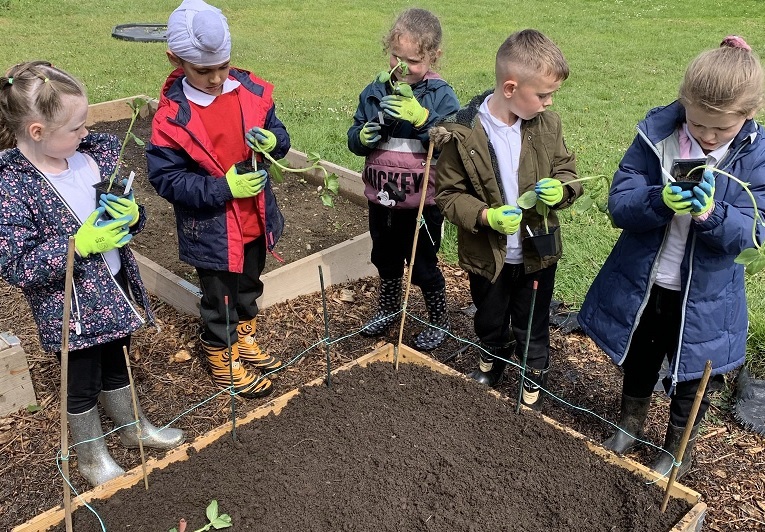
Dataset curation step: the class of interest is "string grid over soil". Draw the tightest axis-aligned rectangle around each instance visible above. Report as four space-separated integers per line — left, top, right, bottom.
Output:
0 115 763 530
52 362 690 532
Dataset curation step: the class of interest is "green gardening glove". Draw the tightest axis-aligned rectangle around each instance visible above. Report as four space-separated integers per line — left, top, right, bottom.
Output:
535 178 564 206
690 170 715 216
486 205 522 235
225 164 268 199
359 122 382 148
662 183 694 214
380 94 429 128
99 191 139 227
74 207 132 258
245 127 277 153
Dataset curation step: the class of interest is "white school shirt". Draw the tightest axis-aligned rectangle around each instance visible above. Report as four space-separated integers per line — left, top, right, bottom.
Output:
654 124 732 290
478 95 523 263
46 152 122 274
182 77 241 107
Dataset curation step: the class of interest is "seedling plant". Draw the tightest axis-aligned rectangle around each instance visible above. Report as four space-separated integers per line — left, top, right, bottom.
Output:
375 57 413 98
517 174 612 234
106 97 147 192
169 500 232 532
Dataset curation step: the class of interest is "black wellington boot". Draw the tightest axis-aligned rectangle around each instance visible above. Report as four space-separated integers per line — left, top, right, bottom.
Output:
520 364 550 411
650 422 700 480
412 287 450 351
360 278 402 337
602 394 652 454
468 344 512 388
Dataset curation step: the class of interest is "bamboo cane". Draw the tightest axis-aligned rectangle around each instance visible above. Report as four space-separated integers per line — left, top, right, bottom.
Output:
516 280 539 413
59 237 76 532
122 345 148 490
318 265 332 388
395 141 435 370
661 360 712 512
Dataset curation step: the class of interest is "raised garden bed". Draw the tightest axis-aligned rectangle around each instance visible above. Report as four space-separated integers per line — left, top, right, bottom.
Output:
18 345 704 532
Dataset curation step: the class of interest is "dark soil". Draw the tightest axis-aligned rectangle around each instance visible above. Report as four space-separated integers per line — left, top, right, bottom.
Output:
1 113 764 531
52 362 690 532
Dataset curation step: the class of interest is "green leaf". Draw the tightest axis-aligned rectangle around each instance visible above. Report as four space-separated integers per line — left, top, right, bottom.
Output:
169 528 178 532
395 83 413 98
26 404 41 413
572 195 594 214
535 202 550 218
517 190 538 210
746 255 765 275
269 164 284 184
735 247 761 265
376 71 390 83
320 192 334 207
307 152 322 165
325 173 339 195
129 132 145 147
211 514 232 530
596 199 609 213
130 97 148 112
206 500 219 522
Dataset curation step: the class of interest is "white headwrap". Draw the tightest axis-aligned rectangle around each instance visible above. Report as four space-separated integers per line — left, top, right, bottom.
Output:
166 0 231 66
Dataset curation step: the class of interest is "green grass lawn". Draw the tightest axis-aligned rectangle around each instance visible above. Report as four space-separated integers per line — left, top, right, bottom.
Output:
2 0 765 373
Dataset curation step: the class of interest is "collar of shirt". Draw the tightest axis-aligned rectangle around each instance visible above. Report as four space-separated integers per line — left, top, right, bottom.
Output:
478 94 522 135
683 122 734 165
182 77 241 107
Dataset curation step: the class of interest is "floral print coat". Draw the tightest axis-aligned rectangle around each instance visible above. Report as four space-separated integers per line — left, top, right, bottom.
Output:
0 133 152 352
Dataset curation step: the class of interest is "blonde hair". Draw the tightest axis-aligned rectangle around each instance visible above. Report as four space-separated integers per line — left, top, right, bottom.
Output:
383 8 443 68
679 39 764 116
0 61 86 149
495 29 569 85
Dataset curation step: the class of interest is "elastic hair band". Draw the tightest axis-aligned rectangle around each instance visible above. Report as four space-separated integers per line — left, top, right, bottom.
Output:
7 77 12 85
721 35 751 51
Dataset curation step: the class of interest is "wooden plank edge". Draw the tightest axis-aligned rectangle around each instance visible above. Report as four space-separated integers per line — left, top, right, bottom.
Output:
283 150 367 207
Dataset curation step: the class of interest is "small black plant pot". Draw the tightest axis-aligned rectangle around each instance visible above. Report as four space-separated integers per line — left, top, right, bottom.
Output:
671 158 705 191
234 159 267 174
523 225 562 259
93 179 128 211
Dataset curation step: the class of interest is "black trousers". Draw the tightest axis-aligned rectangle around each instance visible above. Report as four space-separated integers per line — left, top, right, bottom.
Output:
196 236 266 347
368 202 445 291
621 285 711 427
468 263 556 370
58 336 131 414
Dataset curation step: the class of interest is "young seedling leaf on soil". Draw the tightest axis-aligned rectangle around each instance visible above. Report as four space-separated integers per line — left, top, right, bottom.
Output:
169 500 231 532
107 97 147 192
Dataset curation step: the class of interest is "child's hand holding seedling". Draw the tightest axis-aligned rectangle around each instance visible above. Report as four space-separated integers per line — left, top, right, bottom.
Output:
245 127 277 153
662 183 694 214
74 207 132 257
100 179 139 226
225 164 267 198
690 170 715 217
360 122 382 147
534 178 564 206
380 94 429 128
486 205 522 235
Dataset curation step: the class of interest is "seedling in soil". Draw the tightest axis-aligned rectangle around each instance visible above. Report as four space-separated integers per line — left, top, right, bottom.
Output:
249 148 340 207
517 174 612 234
93 97 147 205
375 57 413 98
169 500 232 532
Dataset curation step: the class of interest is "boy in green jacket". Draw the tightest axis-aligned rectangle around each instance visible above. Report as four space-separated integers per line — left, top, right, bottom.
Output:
432 29 580 410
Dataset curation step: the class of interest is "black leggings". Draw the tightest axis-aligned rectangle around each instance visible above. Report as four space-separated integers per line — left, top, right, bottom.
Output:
58 336 131 414
622 285 711 427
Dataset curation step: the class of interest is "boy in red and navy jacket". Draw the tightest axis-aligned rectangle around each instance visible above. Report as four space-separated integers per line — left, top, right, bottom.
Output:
147 0 288 398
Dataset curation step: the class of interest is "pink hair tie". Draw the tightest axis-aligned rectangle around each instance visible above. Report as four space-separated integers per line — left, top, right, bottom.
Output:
721 35 751 51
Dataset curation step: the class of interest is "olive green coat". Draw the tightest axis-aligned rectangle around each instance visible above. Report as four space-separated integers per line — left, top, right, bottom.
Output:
433 90 580 282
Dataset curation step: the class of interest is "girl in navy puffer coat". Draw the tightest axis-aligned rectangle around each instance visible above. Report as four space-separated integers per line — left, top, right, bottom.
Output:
578 37 765 480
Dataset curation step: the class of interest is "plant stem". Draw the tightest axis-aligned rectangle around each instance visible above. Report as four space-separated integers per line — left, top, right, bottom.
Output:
697 166 763 250
109 108 140 184
255 148 329 180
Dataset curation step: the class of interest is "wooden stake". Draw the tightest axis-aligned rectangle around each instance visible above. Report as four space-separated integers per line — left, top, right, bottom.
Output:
661 359 712 512
60 237 76 532
122 345 148 490
395 141 435 369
